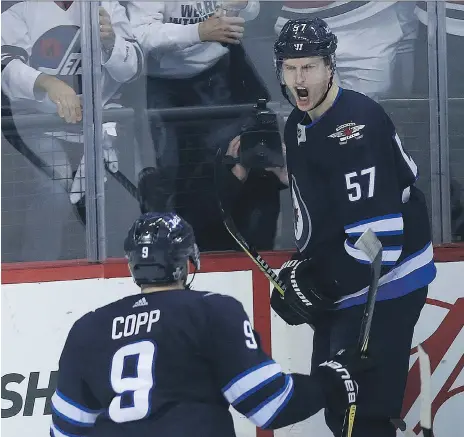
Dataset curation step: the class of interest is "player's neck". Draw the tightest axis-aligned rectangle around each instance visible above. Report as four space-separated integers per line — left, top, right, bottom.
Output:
141 282 185 294
307 83 340 120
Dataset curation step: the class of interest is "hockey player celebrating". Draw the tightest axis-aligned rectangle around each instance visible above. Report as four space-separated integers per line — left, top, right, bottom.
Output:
50 212 372 437
270 17 437 437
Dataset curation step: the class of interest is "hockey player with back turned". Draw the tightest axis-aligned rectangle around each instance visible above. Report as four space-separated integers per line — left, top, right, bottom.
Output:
50 211 373 437
270 17 437 437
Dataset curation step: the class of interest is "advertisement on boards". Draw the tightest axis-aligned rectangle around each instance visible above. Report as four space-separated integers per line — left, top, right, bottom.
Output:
2 264 463 437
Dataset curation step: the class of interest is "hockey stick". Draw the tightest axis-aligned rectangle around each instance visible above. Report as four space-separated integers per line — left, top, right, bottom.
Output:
351 234 432 437
214 149 286 296
104 162 137 199
340 228 383 437
390 346 432 437
354 228 383 357
3 126 137 200
391 419 415 437
418 344 432 437
220 197 286 296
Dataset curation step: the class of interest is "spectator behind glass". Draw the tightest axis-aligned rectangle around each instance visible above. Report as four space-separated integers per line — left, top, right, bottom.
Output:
414 1 464 241
125 1 270 247
1 0 143 261
203 134 288 251
414 1 464 97
271 1 418 100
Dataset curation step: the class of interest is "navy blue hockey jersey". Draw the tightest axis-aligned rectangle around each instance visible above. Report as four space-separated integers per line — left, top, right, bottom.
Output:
284 88 436 309
50 290 331 437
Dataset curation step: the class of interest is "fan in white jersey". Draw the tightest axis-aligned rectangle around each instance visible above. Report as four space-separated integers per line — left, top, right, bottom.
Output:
1 1 143 261
414 0 464 96
414 1 464 240
124 1 271 251
273 1 419 100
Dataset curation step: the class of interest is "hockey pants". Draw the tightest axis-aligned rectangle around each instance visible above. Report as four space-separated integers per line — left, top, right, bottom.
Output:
311 287 428 437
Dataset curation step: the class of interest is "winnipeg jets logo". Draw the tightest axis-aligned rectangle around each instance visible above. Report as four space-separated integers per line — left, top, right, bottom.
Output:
328 122 365 145
291 175 312 251
31 26 82 77
297 123 306 145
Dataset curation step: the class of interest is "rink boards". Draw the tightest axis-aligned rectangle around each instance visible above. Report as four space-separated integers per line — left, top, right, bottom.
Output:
2 254 463 437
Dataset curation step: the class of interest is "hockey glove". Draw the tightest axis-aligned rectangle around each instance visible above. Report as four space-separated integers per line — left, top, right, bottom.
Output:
316 348 374 412
271 259 335 326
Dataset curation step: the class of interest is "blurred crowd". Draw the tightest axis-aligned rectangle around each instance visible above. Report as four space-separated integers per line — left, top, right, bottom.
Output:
1 1 463 262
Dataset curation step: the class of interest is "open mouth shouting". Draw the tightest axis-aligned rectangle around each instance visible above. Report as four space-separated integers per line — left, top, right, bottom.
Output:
294 86 311 108
295 87 309 100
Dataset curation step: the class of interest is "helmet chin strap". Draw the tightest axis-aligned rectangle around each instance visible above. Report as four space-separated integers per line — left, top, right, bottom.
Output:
184 263 198 290
185 268 196 289
308 74 334 112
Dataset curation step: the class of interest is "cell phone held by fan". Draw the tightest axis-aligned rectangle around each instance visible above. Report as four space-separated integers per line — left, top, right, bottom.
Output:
239 99 284 169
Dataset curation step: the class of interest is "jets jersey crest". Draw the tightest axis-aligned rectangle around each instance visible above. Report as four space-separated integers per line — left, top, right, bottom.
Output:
291 175 312 251
328 122 365 145
30 25 82 92
1 1 143 105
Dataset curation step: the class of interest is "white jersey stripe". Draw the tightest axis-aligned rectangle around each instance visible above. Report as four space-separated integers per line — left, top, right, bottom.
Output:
52 392 100 425
248 375 294 428
50 422 85 437
344 240 402 264
394 133 418 178
223 362 282 404
345 215 404 235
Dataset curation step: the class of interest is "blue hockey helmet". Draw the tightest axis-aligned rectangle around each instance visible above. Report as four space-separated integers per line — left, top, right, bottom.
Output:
274 17 337 61
124 212 200 287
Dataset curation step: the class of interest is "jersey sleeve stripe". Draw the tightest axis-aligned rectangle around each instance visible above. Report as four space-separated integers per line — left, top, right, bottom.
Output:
1 45 29 67
394 133 418 179
129 39 144 82
223 361 282 404
223 360 274 392
344 240 402 265
50 422 86 437
347 230 403 237
55 390 102 414
52 406 94 428
248 375 294 428
231 372 282 406
52 392 100 425
344 214 403 235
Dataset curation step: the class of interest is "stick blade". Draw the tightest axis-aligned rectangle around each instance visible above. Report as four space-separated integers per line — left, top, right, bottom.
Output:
354 228 382 263
418 345 432 433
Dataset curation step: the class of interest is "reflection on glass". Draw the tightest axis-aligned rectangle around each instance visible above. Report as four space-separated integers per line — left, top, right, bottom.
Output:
1 1 142 261
444 1 464 241
1 1 461 262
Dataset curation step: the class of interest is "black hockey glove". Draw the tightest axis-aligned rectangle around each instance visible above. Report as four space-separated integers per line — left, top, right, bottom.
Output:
316 349 375 412
270 259 335 326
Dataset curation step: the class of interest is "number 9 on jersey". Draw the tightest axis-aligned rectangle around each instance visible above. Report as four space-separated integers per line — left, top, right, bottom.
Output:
109 340 156 423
